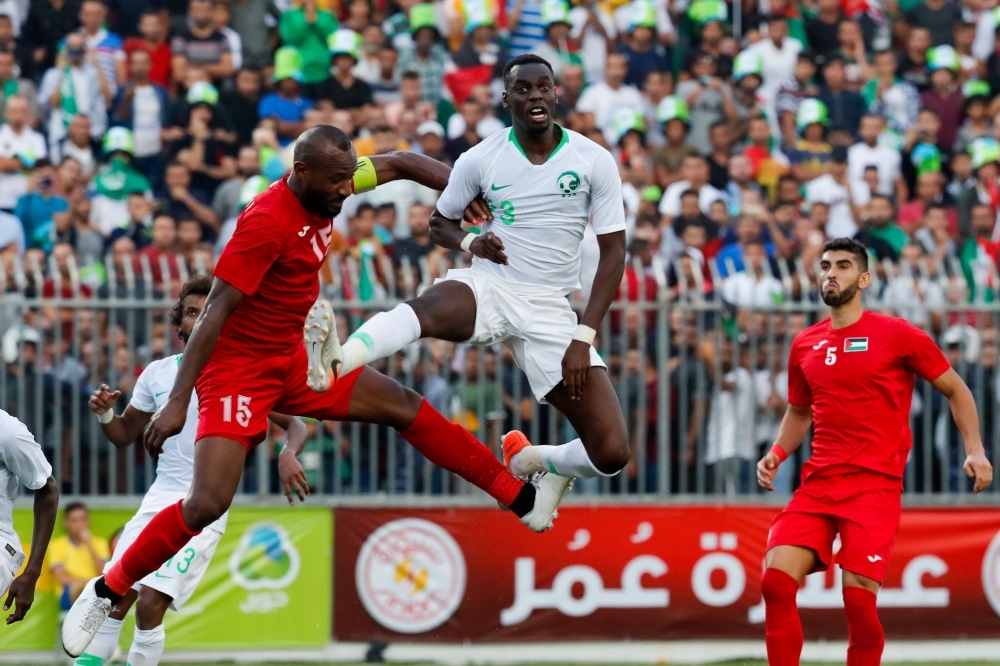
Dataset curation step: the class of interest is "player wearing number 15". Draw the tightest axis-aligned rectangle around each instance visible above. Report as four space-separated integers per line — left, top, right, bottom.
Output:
756 238 994 666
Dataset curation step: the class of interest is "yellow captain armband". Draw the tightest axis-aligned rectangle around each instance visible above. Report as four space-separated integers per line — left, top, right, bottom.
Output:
352 156 378 193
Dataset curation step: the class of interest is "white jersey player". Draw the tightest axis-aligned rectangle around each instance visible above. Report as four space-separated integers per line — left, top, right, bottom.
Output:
0 409 58 625
79 276 309 666
327 54 631 485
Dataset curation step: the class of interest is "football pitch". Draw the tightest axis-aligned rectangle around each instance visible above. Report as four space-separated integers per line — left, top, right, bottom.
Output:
166 662 1000 666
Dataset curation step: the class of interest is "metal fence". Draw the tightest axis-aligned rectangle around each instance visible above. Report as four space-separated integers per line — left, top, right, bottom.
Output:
3 247 1000 502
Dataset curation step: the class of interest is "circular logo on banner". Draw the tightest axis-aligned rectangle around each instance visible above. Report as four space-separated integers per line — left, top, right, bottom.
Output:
982 529 1000 618
229 522 301 590
355 518 467 634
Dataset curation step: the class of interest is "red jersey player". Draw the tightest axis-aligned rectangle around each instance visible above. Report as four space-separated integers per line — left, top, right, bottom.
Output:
62 126 571 657
756 238 993 666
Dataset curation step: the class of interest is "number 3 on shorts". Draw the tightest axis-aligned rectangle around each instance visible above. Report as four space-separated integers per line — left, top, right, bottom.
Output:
220 395 252 427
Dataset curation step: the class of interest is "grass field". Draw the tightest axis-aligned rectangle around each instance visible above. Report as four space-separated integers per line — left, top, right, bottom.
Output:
161 662 1000 666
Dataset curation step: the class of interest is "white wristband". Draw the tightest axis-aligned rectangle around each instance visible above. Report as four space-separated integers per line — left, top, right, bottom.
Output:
460 233 478 252
97 409 114 424
572 324 597 346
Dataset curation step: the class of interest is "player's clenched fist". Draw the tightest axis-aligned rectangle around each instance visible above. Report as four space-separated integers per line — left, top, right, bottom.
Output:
469 231 509 265
463 194 493 224
757 452 781 491
144 398 187 457
88 384 121 415
963 452 993 493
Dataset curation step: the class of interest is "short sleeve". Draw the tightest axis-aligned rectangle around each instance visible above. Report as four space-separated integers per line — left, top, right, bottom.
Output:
48 538 68 569
786 340 813 408
590 149 627 235
897 320 951 382
93 538 110 560
130 363 158 414
214 210 288 297
170 35 187 56
435 149 483 220
0 414 51 491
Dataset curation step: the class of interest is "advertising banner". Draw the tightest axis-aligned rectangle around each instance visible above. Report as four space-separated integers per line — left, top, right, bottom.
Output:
334 506 1000 641
1 507 331 651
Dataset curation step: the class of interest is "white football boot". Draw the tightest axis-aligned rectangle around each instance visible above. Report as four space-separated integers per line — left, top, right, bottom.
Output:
304 299 344 392
62 578 113 658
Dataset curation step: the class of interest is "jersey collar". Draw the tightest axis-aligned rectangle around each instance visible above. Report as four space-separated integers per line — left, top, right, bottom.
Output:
508 124 569 164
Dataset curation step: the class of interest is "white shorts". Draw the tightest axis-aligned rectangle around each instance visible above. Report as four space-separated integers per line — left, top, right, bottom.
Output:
105 506 224 611
437 268 606 402
0 540 24 600
0 561 12 601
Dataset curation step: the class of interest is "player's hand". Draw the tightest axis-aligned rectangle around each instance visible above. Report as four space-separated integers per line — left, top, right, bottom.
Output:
963 452 993 493
757 452 781 491
463 195 493 224
89 384 121 416
561 340 591 401
144 398 187 458
278 447 310 506
4 572 37 624
469 231 508 264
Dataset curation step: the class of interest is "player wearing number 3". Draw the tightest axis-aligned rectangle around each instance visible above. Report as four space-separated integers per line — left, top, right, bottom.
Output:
757 238 993 666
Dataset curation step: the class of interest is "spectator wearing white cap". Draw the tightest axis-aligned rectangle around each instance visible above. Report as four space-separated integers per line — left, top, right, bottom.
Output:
415 120 447 162
38 32 109 157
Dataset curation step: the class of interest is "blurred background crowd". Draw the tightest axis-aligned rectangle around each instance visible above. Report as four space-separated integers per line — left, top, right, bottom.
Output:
1 0 999 499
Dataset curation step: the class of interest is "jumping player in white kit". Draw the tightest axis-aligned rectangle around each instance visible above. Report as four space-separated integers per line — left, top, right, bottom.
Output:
0 409 58 625
79 275 309 666
329 54 630 483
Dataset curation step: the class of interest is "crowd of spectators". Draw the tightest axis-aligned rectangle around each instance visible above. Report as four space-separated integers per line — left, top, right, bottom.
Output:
0 0 998 496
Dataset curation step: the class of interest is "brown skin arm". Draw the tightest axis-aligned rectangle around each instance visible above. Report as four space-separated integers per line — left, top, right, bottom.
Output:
562 230 626 400
370 153 493 224
4 476 58 623
932 368 993 492
757 403 812 491
143 278 245 456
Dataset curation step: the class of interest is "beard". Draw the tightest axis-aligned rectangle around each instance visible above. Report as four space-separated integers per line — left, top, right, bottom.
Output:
821 278 860 307
300 188 340 218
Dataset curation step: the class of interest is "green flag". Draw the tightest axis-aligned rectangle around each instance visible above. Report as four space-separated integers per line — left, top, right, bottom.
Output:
60 68 77 127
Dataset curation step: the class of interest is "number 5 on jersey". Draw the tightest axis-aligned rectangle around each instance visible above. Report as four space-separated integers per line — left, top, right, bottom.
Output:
825 347 837 365
220 395 252 427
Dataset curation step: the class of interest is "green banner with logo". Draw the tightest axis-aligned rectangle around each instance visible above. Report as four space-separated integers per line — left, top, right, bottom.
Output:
2 507 332 651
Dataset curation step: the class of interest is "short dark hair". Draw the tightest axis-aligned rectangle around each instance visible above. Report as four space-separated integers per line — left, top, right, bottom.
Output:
64 502 88 517
503 53 554 90
171 274 213 331
870 194 894 212
401 71 420 82
680 189 699 200
822 237 869 272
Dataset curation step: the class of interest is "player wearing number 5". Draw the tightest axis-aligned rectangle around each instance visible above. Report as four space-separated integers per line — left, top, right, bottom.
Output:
74 276 310 666
756 238 993 666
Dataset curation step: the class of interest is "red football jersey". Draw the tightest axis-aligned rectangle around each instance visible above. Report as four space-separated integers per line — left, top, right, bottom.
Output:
213 178 336 358
787 310 951 482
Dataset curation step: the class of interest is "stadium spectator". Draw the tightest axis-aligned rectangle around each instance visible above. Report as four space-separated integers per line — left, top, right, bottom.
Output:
398 4 450 104
171 0 234 85
38 31 110 155
123 10 172 89
0 95 46 213
577 53 645 145
48 502 109 608
279 0 337 93
14 159 68 251
0 48 38 123
78 0 126 92
111 49 171 184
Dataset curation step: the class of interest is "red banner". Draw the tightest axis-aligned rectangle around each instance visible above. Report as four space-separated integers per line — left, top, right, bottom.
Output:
333 506 1000 641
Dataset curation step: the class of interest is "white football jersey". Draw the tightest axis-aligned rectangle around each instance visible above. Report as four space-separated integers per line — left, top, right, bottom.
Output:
436 127 626 293
130 355 202 497
0 409 51 568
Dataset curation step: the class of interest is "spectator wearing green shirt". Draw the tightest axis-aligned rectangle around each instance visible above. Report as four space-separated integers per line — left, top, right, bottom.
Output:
279 0 338 90
529 0 582 82
858 195 909 260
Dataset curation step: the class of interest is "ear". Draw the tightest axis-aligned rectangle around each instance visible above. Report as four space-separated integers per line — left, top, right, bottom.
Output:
501 90 509 109
859 270 872 289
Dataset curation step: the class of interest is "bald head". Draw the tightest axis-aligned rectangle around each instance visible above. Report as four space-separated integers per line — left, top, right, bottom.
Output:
293 124 354 168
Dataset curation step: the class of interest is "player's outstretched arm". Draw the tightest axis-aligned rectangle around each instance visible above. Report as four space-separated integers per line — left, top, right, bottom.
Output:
89 385 152 448
932 368 994 492
269 413 310 505
562 230 626 400
757 404 812 491
4 475 57 624
366 152 492 224
144 278 245 457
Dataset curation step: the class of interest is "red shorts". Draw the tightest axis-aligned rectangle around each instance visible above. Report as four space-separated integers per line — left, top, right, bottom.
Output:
766 472 902 583
195 345 361 450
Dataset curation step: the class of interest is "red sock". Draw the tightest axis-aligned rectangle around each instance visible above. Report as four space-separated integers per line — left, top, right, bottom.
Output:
844 586 884 666
104 500 200 596
761 568 803 666
400 399 523 506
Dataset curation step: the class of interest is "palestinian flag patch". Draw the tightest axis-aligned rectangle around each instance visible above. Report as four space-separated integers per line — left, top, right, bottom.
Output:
844 337 868 352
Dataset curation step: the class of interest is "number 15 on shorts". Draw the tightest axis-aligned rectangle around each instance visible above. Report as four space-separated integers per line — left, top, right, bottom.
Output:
220 395 252 427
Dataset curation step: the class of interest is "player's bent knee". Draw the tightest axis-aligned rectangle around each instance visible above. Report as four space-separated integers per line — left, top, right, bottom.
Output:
135 587 172 630
183 493 229 530
591 434 630 475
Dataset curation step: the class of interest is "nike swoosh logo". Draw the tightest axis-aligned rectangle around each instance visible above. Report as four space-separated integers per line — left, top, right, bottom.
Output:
155 391 167 397
491 184 512 191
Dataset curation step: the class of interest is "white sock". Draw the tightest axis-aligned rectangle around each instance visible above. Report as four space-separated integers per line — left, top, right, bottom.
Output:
127 625 165 666
340 304 422 374
537 439 613 478
75 617 123 665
